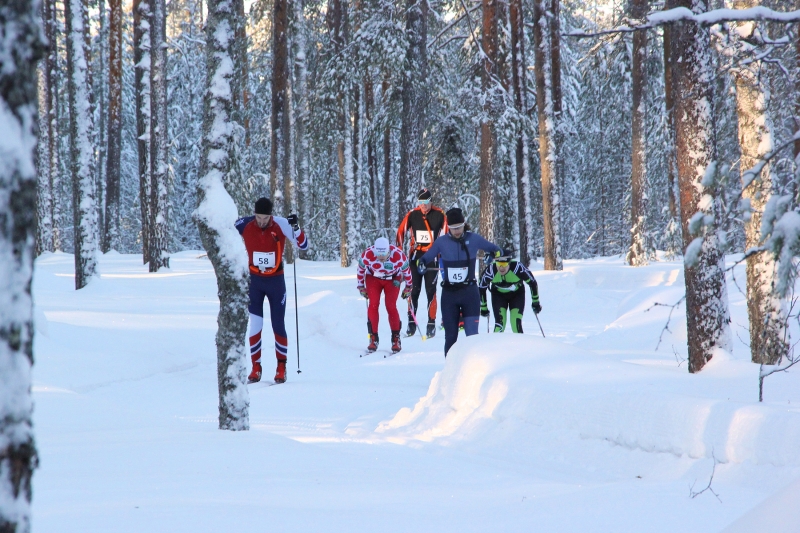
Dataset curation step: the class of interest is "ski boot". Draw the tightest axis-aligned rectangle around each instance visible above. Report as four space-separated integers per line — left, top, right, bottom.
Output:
391 330 402 354
248 361 262 384
426 322 436 338
367 333 379 353
274 359 287 384
405 319 416 337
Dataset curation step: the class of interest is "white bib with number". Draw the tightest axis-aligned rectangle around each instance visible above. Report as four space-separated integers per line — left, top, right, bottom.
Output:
415 230 432 244
253 251 276 269
447 267 468 284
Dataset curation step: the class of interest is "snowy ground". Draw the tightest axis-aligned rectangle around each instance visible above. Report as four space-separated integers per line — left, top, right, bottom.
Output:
31 251 800 532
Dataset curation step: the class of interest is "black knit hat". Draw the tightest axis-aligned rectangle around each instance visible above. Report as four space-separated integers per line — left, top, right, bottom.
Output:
497 249 513 262
418 188 432 201
254 197 273 215
446 207 465 226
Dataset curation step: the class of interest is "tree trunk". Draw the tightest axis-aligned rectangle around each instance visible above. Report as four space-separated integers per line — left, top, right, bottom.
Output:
148 0 169 271
383 78 392 230
733 0 786 365
533 0 562 270
66 0 99 289
134 0 151 263
103 0 122 253
670 0 730 373
36 0 58 255
197 0 250 432
479 0 498 242
0 0 43 528
510 0 533 265
663 16 681 258
398 0 427 220
293 0 311 258
627 0 648 267
365 78 377 227
95 0 107 246
271 0 290 216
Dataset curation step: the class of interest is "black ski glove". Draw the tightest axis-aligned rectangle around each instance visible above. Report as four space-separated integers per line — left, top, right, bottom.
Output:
287 213 300 230
531 301 542 314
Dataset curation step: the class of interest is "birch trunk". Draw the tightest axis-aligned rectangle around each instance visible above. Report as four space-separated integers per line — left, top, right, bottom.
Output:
66 0 99 289
149 0 169 271
103 0 122 252
670 0 730 373
533 0 562 270
197 0 250 431
398 0 427 219
627 0 648 267
733 0 786 365
0 0 43 528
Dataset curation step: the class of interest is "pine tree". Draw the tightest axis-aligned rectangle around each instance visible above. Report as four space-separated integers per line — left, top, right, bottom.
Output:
626 0 648 266
134 0 151 264
103 0 122 252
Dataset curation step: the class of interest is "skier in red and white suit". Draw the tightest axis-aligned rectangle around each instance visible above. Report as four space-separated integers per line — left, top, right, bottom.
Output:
357 237 412 354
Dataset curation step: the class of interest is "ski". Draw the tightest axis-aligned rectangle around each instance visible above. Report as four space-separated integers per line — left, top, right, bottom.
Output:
360 349 389 358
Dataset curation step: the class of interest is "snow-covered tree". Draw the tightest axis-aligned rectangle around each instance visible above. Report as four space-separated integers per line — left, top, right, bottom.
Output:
626 0 648 267
0 0 43 527
148 0 169 270
103 0 122 252
134 0 151 263
196 0 250 431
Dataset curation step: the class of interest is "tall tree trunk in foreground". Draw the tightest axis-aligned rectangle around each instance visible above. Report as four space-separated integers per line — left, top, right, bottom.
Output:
0 0 43 529
533 0 562 270
196 0 250 431
66 0 99 289
733 0 786 365
670 0 730 373
398 0 427 218
148 0 169 270
134 0 151 263
479 0 498 242
627 0 648 266
103 0 122 252
510 0 533 264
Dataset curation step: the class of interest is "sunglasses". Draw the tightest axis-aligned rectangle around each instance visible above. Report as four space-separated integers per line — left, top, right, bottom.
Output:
418 198 431 205
495 261 510 268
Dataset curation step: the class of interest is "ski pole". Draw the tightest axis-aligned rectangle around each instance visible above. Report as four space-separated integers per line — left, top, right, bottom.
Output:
293 257 302 374
534 312 545 338
407 297 428 341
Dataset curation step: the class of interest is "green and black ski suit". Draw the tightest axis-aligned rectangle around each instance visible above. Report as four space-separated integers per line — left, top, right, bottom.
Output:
478 261 539 333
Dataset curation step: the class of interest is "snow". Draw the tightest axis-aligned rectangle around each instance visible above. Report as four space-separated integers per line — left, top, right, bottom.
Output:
31 252 800 531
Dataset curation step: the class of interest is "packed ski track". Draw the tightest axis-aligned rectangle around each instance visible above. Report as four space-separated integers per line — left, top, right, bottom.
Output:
31 251 800 532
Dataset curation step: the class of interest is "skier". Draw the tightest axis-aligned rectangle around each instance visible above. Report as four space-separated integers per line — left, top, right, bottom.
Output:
357 237 412 354
478 250 542 333
417 207 501 356
396 188 448 338
235 197 308 384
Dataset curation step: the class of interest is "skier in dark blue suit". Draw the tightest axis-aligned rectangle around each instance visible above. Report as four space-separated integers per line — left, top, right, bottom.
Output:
417 207 501 356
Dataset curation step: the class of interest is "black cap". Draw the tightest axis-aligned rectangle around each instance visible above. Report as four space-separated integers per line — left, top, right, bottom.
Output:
497 249 513 262
418 188 432 201
255 197 273 215
446 207 465 226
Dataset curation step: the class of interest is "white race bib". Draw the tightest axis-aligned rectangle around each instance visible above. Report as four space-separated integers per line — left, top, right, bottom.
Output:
447 267 468 284
415 230 432 244
253 251 276 269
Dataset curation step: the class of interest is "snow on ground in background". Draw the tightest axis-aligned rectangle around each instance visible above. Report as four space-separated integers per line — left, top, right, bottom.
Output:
31 251 800 532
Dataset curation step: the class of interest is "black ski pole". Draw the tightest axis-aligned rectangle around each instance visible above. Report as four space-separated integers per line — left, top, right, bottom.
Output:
534 312 545 338
293 257 302 373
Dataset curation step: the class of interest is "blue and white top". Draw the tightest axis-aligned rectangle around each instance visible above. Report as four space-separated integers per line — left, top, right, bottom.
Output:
418 231 501 288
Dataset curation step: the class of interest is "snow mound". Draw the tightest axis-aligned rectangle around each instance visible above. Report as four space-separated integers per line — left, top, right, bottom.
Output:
377 335 800 467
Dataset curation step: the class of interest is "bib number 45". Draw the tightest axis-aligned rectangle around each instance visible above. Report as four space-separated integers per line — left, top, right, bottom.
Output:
447 267 468 283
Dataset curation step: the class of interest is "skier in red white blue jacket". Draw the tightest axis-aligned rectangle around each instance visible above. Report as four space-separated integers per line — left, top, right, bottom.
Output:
235 197 308 384
357 237 412 354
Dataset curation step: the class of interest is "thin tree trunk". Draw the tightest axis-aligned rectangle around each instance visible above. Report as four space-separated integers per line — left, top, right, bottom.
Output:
271 0 290 217
197 0 250 432
398 0 427 221
149 0 169 271
95 0 107 246
104 0 122 252
670 0 731 373
36 0 54 256
383 78 392 230
0 0 42 527
293 0 311 258
733 0 786 365
66 0 99 289
533 0 562 270
510 0 533 265
663 17 681 257
365 78 377 226
627 0 648 267
134 0 151 263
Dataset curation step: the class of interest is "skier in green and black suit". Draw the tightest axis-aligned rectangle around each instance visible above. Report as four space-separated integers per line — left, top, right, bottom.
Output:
478 250 541 333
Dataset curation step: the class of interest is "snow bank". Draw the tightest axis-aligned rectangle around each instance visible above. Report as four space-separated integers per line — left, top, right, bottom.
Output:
378 335 800 467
